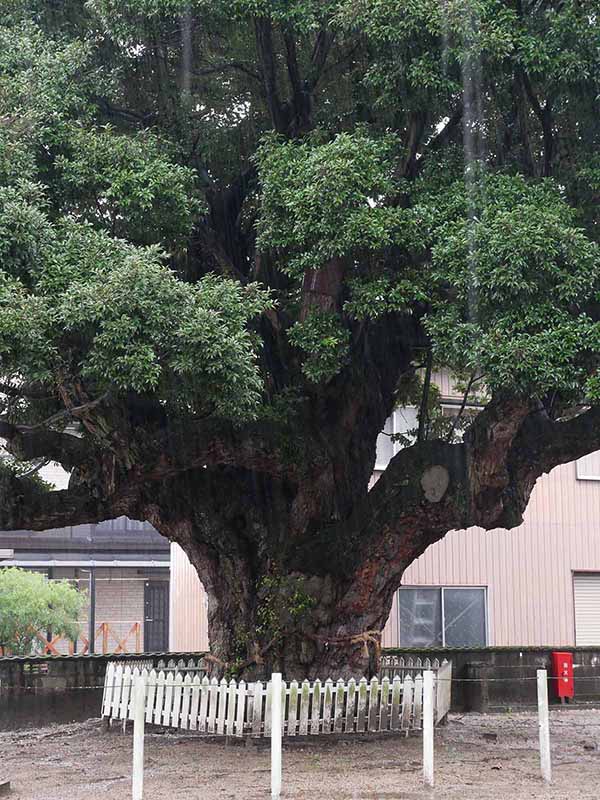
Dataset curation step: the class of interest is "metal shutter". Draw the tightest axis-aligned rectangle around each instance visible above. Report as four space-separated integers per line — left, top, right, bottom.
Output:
574 573 600 645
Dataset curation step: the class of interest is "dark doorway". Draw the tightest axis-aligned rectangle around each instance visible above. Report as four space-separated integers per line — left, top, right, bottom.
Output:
144 581 169 652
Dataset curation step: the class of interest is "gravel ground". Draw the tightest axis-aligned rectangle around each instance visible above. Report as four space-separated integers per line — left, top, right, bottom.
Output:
2 709 600 798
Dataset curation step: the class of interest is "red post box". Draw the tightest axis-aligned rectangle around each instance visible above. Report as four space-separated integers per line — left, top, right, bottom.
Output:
551 651 574 702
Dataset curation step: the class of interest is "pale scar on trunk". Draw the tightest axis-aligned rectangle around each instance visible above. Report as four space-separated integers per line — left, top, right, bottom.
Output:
420 465 450 503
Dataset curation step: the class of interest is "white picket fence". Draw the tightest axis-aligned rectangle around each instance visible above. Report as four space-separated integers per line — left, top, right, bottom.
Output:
101 660 452 736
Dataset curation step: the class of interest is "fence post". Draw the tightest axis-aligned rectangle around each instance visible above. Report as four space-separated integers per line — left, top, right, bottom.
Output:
271 672 283 799
537 669 552 784
132 672 146 800
423 670 434 788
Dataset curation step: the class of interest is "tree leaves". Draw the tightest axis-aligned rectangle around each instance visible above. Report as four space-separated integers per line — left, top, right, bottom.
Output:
0 567 86 655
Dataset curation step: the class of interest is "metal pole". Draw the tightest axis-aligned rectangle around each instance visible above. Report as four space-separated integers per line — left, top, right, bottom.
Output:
423 670 434 788
271 672 282 799
537 669 552 784
132 671 145 800
88 566 96 654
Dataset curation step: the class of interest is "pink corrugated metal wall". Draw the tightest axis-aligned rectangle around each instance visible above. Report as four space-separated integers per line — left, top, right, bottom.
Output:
169 543 209 651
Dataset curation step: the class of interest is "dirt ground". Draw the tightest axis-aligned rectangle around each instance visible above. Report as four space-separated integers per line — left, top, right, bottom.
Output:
2 709 600 799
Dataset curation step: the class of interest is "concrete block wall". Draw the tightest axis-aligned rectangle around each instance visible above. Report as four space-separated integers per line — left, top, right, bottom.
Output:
94 569 145 652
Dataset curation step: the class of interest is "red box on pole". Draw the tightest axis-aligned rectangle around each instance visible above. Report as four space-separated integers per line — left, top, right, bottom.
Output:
551 651 574 700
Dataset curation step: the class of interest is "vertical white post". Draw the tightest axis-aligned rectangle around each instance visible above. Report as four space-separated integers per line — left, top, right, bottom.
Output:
271 672 283 800
423 670 434 788
537 669 552 784
132 672 146 800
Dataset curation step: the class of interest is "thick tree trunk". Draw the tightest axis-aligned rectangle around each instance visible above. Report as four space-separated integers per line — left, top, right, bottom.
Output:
194 558 397 681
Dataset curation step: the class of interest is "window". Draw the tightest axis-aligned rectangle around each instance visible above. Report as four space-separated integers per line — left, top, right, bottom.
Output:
573 573 600 645
399 586 487 647
375 406 419 470
576 452 600 481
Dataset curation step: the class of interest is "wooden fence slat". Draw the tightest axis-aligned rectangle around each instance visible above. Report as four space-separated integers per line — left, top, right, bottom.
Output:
198 676 210 732
180 674 192 730
401 675 413 731
102 663 114 718
217 678 228 735
390 675 402 731
298 680 310 736
288 680 299 736
111 664 123 720
252 681 263 735
379 676 390 731
322 679 333 734
368 676 379 732
310 679 321 735
153 671 165 726
207 678 219 734
279 679 287 736
356 677 368 733
162 673 175 727
145 669 157 724
129 667 140 721
188 675 201 731
345 678 356 733
334 678 345 734
413 674 423 729
264 679 273 736
435 660 452 723
120 667 132 723
235 680 246 736
171 673 184 728
226 679 237 735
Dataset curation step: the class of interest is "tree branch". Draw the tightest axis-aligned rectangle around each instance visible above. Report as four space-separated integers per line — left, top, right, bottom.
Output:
308 28 336 90
0 421 89 470
0 472 132 532
192 62 262 82
0 381 53 400
518 69 554 177
254 17 289 133
283 31 312 134
417 349 432 441
414 104 463 175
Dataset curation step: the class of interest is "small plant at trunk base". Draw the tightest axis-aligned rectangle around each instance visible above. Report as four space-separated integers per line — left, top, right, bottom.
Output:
0 568 86 655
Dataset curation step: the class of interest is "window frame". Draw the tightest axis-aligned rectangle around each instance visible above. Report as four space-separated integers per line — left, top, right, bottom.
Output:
576 455 600 481
397 585 488 648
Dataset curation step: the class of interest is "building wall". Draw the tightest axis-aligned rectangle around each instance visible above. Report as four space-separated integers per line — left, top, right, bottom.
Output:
169 543 209 651
94 568 146 652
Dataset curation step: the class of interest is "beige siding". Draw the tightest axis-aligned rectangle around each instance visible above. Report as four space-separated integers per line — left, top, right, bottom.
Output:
383 459 600 648
169 543 209 651
430 370 464 401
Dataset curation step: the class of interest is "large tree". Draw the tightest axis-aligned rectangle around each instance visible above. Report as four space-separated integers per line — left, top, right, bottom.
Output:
0 0 598 678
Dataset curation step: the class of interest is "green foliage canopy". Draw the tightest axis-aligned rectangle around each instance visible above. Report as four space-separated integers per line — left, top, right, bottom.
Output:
0 0 598 549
